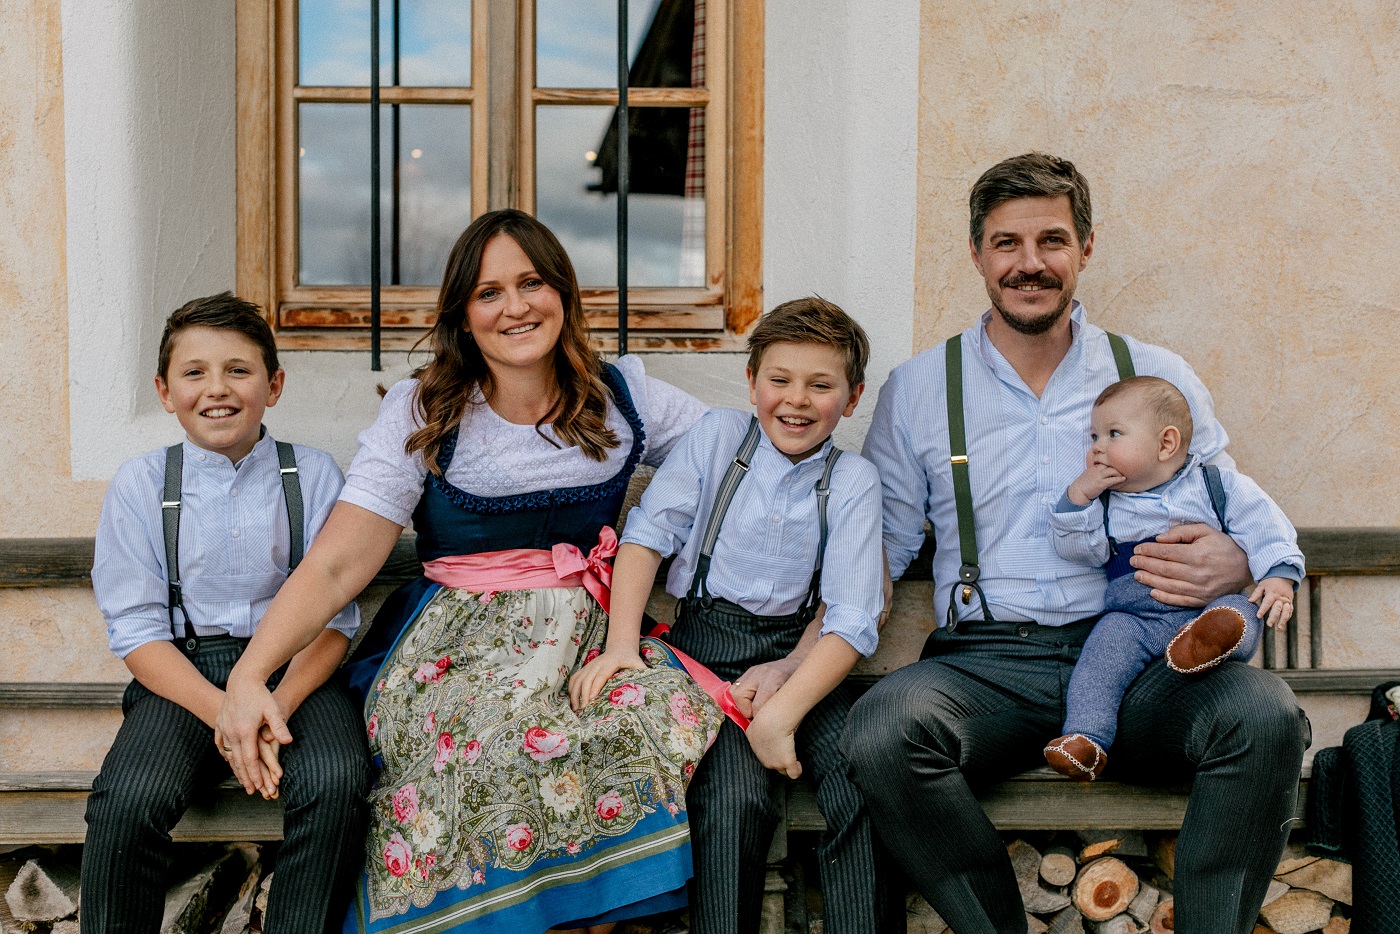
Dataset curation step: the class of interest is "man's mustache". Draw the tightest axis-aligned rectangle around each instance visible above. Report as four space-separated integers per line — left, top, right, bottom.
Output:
1000 274 1064 289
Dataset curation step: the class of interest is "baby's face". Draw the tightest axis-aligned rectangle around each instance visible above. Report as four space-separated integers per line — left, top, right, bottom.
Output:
1087 394 1178 492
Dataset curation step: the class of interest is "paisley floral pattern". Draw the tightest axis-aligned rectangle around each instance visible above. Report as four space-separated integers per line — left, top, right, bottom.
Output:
360 584 722 925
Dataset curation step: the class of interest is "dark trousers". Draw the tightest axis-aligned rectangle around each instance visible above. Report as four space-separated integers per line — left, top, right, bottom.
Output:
842 617 1310 934
671 599 894 934
81 637 371 934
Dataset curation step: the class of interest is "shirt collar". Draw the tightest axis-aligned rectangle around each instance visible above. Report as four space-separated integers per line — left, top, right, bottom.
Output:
181 426 273 471
753 423 836 472
1137 452 1204 496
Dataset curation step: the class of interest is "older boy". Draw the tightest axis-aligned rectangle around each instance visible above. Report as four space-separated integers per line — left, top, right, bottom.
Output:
82 293 370 934
1045 375 1304 780
571 297 889 934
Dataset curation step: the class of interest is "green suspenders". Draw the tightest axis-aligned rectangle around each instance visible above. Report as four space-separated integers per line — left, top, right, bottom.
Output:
162 440 305 655
943 331 1134 629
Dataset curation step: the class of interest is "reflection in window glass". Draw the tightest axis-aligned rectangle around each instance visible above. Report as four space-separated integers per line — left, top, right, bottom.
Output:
299 103 471 286
536 106 704 288
536 0 693 89
300 0 471 87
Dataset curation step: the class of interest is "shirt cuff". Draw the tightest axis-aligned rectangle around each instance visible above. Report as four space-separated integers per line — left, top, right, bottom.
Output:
327 603 362 640
338 484 413 528
617 508 681 559
1054 492 1092 513
1263 562 1304 585
819 604 879 658
108 618 179 660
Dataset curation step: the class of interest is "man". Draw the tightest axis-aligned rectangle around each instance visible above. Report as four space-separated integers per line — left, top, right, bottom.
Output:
845 152 1308 934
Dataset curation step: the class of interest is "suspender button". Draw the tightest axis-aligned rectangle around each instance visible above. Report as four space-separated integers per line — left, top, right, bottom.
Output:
960 585 973 604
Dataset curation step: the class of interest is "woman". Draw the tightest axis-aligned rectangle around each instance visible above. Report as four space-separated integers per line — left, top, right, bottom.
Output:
217 210 723 934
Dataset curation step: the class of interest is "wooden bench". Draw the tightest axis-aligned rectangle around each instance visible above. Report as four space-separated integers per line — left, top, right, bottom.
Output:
2 529 1397 846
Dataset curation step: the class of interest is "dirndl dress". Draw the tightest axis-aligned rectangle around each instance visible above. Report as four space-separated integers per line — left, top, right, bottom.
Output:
340 369 723 934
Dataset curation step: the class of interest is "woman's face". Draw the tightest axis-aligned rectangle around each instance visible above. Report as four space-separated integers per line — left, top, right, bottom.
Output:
465 234 566 379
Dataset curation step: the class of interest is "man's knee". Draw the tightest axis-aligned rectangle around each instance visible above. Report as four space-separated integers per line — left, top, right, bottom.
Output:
1199 666 1310 763
842 664 955 783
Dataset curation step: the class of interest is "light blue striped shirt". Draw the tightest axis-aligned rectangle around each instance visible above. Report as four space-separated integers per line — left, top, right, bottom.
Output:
621 407 884 657
862 303 1235 627
93 432 360 658
1049 454 1305 583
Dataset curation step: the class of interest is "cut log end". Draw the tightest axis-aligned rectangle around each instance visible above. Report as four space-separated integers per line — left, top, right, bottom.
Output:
1072 858 1139 922
1148 896 1174 934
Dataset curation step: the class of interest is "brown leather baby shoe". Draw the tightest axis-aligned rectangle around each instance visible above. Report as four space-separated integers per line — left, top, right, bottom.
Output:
1166 606 1247 674
1044 733 1108 781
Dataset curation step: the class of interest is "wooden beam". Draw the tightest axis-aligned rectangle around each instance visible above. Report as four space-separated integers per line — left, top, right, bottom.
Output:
1296 528 1400 574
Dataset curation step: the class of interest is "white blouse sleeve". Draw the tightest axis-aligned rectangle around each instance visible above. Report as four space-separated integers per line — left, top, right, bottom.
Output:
613 355 711 467
338 379 430 527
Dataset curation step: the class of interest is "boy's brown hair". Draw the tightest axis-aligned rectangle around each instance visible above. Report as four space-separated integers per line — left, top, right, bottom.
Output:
746 296 869 388
157 292 279 380
1094 375 1194 450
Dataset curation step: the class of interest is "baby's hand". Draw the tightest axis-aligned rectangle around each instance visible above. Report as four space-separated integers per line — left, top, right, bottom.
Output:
1067 456 1127 506
1249 577 1295 629
744 706 802 779
568 647 646 712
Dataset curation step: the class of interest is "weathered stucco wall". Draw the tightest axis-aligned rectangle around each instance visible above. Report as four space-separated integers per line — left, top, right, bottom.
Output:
0 0 104 536
915 0 1400 529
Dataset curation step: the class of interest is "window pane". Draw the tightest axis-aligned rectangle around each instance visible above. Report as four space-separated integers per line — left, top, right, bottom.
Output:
536 105 705 288
299 0 471 87
298 103 472 286
536 0 697 89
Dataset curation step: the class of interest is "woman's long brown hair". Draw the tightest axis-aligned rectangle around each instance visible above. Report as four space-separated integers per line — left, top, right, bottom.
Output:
405 209 619 473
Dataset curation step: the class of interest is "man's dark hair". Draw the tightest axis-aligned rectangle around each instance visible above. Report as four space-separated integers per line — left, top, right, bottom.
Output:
747 296 870 388
157 292 279 380
969 152 1093 251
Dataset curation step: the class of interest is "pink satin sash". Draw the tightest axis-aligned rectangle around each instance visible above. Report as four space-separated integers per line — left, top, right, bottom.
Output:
422 527 618 613
420 527 749 730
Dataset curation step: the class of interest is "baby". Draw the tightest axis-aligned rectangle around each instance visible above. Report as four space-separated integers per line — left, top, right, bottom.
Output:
1044 376 1304 780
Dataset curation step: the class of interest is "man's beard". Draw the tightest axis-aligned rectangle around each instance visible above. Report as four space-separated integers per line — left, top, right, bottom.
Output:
991 274 1071 336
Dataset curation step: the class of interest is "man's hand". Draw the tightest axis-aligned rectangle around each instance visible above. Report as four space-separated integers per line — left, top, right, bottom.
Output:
1130 523 1251 608
1250 577 1295 629
1067 455 1126 506
216 677 293 797
568 647 646 711
729 658 798 719
744 704 803 779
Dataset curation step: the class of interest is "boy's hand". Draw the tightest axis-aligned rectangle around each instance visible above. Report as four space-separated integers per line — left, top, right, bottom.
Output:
568 647 646 712
1250 577 1295 629
1067 453 1126 506
745 705 803 779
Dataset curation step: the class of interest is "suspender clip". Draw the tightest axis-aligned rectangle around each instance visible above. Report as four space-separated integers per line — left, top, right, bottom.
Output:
162 500 180 509
958 564 980 605
950 455 968 465
279 466 298 475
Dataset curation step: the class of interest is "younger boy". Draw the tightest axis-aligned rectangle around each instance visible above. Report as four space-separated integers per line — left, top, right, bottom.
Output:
570 297 889 934
83 293 371 934
1044 376 1304 780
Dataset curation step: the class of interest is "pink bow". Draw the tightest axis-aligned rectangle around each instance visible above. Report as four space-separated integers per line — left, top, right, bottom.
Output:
551 526 618 613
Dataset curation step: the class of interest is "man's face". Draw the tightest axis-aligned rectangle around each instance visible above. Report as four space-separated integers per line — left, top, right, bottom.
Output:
970 194 1093 336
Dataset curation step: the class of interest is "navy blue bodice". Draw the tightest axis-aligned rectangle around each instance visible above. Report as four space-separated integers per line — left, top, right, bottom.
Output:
344 364 646 702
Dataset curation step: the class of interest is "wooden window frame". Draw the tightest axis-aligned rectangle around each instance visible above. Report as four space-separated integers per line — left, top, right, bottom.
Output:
235 0 763 354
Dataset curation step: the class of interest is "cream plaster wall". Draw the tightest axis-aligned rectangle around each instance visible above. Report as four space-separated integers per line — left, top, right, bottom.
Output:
914 0 1400 529
0 0 104 536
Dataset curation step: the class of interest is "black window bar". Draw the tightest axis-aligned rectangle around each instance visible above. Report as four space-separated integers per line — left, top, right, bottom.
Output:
365 1 633 370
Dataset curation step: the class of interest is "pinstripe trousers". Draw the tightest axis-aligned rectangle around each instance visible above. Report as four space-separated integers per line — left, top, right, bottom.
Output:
82 636 371 934
670 599 893 934
842 617 1310 934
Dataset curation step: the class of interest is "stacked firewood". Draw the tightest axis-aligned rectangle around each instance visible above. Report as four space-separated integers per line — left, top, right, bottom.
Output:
905 834 1352 934
1 844 269 934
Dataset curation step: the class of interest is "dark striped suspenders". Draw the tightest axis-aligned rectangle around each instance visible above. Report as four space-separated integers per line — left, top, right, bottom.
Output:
162 441 305 655
943 331 1134 629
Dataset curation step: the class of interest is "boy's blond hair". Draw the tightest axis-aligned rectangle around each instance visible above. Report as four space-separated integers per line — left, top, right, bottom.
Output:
1095 376 1194 450
745 297 869 388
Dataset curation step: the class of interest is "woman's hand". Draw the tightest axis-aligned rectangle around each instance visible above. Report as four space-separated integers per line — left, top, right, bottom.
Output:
568 647 646 711
215 676 293 797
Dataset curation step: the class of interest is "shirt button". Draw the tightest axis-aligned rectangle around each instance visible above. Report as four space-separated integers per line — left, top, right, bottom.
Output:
230 489 238 497
772 515 781 524
1041 415 1049 424
231 529 240 538
1042 455 1050 463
